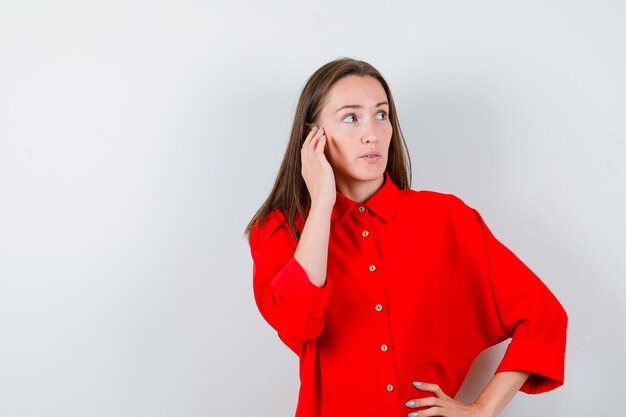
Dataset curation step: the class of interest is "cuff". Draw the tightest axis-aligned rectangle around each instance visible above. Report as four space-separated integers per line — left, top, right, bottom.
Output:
495 337 565 394
271 256 332 319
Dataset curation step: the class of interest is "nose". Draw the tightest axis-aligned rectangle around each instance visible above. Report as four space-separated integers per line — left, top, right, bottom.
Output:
361 121 378 144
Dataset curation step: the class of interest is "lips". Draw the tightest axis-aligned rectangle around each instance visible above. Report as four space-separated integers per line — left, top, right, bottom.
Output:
360 153 381 164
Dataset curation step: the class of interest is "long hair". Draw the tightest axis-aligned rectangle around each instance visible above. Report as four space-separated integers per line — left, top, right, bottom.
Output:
244 57 412 242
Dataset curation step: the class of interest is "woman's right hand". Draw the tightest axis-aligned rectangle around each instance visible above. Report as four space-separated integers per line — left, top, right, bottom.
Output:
300 125 336 208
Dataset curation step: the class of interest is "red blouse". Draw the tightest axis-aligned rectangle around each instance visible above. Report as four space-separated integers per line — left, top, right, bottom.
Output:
249 170 567 417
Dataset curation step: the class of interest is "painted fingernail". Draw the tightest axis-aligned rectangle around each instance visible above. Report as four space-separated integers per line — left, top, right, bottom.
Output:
405 400 416 407
408 412 419 417
412 381 422 387
321 135 326 140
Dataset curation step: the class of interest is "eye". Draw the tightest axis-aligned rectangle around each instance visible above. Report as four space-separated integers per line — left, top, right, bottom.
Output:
376 111 387 120
343 114 356 123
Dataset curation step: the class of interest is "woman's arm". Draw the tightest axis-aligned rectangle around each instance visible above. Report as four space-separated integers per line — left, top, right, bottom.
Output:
249 126 336 349
295 125 336 288
406 371 530 417
473 371 531 417
294 201 333 287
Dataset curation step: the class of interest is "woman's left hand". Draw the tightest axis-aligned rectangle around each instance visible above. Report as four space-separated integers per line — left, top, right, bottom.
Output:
404 382 485 417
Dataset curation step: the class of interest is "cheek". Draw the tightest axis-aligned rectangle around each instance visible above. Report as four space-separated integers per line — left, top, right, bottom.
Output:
328 132 352 150
328 128 357 146
380 123 393 137
325 136 350 161
324 137 339 158
380 125 393 147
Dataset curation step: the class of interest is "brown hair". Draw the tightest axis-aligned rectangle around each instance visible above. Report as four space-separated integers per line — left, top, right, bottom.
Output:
244 57 412 242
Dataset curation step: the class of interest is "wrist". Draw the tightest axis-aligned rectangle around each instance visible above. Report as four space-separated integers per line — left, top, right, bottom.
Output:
472 400 496 417
310 200 334 214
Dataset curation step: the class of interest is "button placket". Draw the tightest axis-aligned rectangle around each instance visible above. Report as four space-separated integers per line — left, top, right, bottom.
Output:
356 207 399 403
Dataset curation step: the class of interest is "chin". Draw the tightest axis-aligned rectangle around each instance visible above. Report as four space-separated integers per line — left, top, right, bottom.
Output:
344 166 386 183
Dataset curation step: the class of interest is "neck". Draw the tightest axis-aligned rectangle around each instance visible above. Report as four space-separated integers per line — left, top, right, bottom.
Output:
335 173 385 203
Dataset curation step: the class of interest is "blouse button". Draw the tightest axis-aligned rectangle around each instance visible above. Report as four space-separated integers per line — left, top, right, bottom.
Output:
369 265 377 272
380 344 388 352
375 304 383 312
386 384 394 392
358 206 365 213
361 230 369 237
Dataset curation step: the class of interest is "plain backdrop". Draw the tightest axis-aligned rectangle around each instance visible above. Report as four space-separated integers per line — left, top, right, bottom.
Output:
1 1 624 416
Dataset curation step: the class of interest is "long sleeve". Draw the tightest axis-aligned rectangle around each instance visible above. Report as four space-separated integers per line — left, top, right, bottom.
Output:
249 212 332 353
472 207 568 394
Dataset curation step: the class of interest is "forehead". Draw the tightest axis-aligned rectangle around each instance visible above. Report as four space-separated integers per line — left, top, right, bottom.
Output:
325 75 388 107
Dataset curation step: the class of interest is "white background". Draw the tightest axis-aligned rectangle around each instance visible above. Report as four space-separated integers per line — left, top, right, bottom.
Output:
1 1 624 416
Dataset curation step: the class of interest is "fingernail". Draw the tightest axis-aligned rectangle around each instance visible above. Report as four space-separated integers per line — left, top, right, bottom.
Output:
321 135 326 140
408 412 419 417
311 125 318 131
412 381 422 387
405 400 416 407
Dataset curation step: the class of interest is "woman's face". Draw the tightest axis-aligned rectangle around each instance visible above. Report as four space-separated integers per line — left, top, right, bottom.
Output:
315 75 393 188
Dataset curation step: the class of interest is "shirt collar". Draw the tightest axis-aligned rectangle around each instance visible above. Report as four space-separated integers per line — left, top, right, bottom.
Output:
330 170 400 228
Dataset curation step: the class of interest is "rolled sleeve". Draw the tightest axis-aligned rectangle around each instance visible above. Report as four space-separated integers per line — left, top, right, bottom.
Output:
271 256 332 320
250 214 332 352
472 208 568 394
496 334 567 393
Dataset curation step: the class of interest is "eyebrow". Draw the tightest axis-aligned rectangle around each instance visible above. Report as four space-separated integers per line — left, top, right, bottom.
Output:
335 101 389 113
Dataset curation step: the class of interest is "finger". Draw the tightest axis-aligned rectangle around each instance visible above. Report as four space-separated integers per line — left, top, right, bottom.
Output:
412 382 450 400
314 132 327 155
405 396 442 409
414 406 446 417
303 125 321 146
302 128 322 159
306 127 324 151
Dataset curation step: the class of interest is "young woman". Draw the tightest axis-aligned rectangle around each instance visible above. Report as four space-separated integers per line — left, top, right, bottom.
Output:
244 58 567 417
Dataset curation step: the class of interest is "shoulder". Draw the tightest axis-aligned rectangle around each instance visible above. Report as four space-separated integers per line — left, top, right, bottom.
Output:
398 188 476 215
249 208 296 251
396 190 490 244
